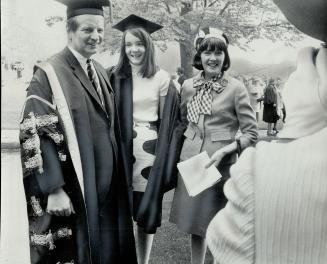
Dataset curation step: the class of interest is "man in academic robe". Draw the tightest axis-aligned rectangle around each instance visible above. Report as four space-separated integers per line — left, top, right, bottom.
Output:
19 1 137 263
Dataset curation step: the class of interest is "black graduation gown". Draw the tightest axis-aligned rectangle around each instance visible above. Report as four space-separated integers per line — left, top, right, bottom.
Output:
107 68 185 234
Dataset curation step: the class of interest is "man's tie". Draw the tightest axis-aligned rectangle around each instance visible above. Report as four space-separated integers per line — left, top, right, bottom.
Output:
86 59 104 106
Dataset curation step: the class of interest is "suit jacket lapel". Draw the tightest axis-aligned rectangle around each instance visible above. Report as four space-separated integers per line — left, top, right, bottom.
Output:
64 48 104 109
95 64 114 119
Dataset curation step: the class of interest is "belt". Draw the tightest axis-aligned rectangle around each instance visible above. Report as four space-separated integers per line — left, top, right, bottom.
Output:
133 121 158 129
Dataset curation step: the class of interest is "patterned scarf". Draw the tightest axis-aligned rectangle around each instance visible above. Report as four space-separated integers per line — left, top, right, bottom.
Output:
187 73 228 123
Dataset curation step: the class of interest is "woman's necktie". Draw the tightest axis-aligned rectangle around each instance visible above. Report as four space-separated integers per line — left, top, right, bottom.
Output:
187 76 228 123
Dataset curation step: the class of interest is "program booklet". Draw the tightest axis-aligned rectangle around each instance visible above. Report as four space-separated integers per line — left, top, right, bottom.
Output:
177 151 222 197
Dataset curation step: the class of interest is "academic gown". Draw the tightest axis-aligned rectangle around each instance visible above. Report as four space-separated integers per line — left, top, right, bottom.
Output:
20 48 137 264
107 67 185 234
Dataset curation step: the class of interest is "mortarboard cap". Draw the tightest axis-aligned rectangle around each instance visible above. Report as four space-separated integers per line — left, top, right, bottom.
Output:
55 0 110 19
112 14 163 34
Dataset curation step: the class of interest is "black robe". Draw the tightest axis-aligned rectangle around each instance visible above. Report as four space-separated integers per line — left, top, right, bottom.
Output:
20 48 137 264
107 67 185 234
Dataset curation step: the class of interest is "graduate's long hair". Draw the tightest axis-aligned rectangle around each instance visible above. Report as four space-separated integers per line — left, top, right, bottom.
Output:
115 28 158 78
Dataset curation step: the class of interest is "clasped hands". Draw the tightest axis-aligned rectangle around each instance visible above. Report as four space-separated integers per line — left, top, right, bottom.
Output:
46 187 75 217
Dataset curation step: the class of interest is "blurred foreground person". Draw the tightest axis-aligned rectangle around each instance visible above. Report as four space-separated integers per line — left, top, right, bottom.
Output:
206 0 327 258
207 44 327 264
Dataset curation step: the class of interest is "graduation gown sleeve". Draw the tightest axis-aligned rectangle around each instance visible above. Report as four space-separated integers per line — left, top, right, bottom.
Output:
20 68 67 197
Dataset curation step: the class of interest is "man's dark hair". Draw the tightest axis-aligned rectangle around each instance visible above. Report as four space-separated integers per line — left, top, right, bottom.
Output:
66 17 80 33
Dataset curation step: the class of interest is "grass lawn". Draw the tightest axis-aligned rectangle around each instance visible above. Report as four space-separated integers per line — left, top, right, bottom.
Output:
150 190 214 264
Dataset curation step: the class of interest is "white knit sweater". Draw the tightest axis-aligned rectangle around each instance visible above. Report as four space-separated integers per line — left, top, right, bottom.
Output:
207 127 327 264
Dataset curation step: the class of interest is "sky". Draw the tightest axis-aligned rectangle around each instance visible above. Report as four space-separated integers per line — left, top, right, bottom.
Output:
1 0 321 68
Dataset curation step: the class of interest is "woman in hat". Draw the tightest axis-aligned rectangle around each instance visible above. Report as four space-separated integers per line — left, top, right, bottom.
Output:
107 14 182 264
169 28 258 264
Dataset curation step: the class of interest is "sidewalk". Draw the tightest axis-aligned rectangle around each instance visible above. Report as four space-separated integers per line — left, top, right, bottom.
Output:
1 129 20 150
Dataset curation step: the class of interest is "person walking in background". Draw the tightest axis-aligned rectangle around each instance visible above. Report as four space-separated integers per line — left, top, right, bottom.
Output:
170 28 258 264
19 1 137 263
15 62 24 79
273 78 286 133
247 77 262 121
275 77 286 123
261 78 279 136
107 14 182 264
177 67 186 86
171 73 181 92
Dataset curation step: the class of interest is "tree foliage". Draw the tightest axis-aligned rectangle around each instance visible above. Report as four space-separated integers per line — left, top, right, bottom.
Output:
46 0 304 77
104 0 303 76
45 16 64 27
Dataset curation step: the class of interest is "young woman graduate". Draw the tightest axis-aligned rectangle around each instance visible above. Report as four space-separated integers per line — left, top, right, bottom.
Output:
107 14 183 264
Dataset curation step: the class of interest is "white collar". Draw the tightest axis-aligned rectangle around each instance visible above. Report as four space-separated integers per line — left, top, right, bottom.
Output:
68 46 91 66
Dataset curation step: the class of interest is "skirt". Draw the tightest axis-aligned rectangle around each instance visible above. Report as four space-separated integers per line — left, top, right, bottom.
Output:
132 122 158 192
263 103 279 123
169 164 231 238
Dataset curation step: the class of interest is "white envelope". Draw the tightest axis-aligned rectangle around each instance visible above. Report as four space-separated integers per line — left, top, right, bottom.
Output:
177 151 222 197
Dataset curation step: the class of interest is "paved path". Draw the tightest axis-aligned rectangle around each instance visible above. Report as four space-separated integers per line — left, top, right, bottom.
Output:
1 150 30 264
1 69 30 130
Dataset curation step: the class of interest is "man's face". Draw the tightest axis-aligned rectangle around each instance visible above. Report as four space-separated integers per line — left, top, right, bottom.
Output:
69 15 104 58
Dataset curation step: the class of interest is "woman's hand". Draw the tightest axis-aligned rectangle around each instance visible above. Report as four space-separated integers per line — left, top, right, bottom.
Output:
46 187 75 217
205 148 226 168
205 141 238 168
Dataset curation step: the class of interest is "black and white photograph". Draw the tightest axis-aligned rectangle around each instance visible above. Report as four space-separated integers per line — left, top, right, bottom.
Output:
1 0 326 263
